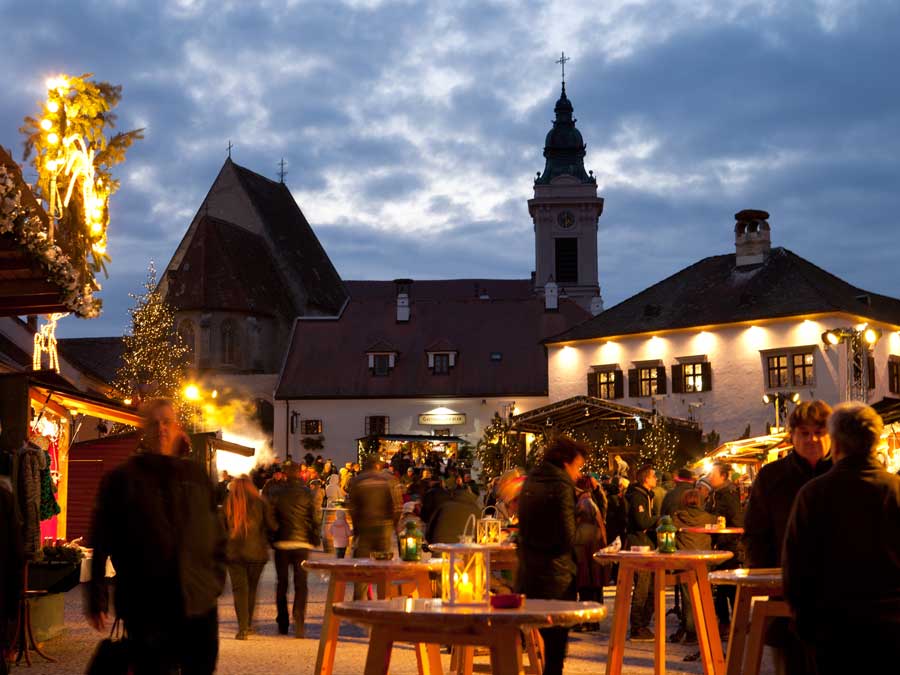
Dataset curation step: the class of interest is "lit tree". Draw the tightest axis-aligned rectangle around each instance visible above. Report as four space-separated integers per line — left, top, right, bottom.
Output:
639 416 678 472
476 412 519 482
112 263 190 410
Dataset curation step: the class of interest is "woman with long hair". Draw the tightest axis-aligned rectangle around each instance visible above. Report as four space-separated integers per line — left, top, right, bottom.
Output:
222 476 275 640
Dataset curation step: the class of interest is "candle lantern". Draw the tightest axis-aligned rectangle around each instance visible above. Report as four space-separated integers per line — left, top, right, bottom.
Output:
400 520 423 562
656 515 678 554
477 506 503 544
431 543 491 605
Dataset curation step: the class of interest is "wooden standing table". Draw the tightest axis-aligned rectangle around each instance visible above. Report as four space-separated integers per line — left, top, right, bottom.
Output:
333 597 607 675
708 568 784 675
303 557 442 675
595 549 733 675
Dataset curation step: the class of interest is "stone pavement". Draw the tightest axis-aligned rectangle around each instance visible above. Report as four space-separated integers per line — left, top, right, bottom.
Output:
18 554 776 674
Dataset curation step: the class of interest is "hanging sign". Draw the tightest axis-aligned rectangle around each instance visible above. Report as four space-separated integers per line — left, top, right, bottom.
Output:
419 412 466 426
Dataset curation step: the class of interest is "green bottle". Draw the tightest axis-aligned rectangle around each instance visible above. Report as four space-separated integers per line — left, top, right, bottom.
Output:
656 515 678 554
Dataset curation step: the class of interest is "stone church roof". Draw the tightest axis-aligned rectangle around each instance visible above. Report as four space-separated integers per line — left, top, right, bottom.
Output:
166 214 297 319
275 280 590 399
548 247 900 343
228 160 347 315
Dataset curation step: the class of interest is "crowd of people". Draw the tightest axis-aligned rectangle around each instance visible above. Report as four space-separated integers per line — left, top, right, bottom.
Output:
67 396 899 675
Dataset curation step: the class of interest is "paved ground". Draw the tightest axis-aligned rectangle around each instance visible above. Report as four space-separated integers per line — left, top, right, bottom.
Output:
19 554 776 674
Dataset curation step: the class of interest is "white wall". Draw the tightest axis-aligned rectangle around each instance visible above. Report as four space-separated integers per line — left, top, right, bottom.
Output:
548 315 900 442
273 395 549 465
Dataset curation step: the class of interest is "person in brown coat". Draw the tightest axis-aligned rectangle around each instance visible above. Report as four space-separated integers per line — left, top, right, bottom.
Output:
221 476 276 640
783 402 900 675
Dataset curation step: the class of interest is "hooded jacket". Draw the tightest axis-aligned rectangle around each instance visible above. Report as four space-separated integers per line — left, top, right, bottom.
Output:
672 506 718 550
625 483 657 548
516 461 577 600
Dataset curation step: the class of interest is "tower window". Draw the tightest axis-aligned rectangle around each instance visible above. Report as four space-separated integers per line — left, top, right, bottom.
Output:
221 319 239 366
555 238 578 283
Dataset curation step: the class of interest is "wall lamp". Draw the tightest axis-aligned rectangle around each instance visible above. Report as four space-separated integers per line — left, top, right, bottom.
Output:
822 326 882 347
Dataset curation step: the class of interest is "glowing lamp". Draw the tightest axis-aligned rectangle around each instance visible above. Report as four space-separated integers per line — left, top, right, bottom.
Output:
431 543 490 605
123 397 133 406
864 328 882 345
47 101 59 113
46 133 59 145
823 330 840 346
476 507 503 544
183 384 200 401
762 394 771 404
40 118 53 131
790 392 801 404
656 516 677 553
400 520 423 562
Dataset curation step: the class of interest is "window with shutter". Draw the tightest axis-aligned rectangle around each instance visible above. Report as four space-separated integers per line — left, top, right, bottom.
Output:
700 362 713 391
655 366 667 395
889 359 900 394
613 371 624 399
628 369 639 397
587 372 599 397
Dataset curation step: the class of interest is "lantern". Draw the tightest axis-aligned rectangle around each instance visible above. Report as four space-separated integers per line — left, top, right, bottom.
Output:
656 515 677 554
431 543 491 605
477 506 503 544
400 520 423 562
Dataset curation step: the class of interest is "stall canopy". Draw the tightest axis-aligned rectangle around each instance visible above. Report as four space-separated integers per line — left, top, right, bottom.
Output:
27 371 142 427
691 433 791 472
510 395 696 434
357 433 465 462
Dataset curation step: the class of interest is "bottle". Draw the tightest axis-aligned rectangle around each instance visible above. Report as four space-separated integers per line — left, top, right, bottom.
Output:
656 515 678 554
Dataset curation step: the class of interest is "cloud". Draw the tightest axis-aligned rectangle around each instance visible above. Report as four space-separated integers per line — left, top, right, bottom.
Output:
0 0 897 340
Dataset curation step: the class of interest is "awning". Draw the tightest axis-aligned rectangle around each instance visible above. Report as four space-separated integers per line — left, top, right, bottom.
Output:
691 433 791 469
19 371 142 426
510 395 697 434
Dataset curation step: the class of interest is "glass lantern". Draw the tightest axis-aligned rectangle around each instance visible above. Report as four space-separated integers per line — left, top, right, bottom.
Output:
656 515 678 554
431 543 491 605
477 507 503 544
400 520 423 562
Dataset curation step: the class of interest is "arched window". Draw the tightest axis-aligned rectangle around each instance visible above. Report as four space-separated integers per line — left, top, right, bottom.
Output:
221 319 239 366
178 320 195 363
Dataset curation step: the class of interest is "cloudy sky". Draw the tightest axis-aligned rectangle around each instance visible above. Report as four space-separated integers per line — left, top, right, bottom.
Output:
2 0 898 338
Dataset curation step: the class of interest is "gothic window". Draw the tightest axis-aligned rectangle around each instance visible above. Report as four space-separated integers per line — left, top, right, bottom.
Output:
554 238 578 283
178 320 195 362
221 319 239 366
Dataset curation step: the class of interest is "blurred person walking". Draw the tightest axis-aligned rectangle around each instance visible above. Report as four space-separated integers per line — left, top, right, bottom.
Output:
705 461 744 629
86 398 225 675
625 465 659 642
574 475 606 631
222 476 275 640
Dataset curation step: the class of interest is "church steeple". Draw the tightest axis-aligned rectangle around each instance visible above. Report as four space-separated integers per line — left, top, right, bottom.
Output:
535 82 595 186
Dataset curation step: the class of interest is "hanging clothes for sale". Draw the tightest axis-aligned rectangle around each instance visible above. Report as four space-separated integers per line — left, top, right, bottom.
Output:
17 440 46 557
39 447 60 521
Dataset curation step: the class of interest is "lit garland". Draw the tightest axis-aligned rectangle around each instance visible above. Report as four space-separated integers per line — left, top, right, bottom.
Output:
476 412 517 482
638 416 678 472
33 312 68 372
20 73 142 279
112 263 190 416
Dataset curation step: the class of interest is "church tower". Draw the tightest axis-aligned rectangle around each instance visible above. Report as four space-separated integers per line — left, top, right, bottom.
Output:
528 78 604 312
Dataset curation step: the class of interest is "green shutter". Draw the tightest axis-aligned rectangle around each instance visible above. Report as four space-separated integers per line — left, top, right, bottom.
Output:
701 362 713 392
671 365 684 394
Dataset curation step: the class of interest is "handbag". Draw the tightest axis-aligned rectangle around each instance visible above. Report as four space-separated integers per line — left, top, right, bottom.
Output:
85 618 132 675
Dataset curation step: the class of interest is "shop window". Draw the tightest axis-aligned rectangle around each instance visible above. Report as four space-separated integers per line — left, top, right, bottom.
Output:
301 419 323 435
889 358 900 395
365 416 389 435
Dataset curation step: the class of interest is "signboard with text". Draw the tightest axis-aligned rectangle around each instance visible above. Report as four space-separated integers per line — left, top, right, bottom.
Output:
418 412 466 426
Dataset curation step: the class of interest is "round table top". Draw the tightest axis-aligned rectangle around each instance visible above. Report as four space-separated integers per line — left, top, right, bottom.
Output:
303 557 443 573
708 567 782 588
679 527 745 535
594 549 733 567
332 598 607 628
429 542 517 553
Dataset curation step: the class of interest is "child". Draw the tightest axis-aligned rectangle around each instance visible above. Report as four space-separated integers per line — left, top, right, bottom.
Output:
329 510 351 558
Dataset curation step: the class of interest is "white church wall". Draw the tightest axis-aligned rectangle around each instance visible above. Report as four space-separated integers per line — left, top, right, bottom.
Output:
273 395 550 466
549 315 898 442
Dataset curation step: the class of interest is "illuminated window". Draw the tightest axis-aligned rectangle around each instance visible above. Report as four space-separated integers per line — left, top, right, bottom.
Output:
639 367 658 397
598 371 616 399
301 419 323 435
767 355 789 388
588 368 623 399
683 362 704 392
792 352 815 385
889 358 900 394
765 350 815 389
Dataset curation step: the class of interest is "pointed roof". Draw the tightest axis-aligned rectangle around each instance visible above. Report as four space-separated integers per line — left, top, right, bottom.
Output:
167 214 296 318
548 247 900 343
228 160 347 315
535 84 595 185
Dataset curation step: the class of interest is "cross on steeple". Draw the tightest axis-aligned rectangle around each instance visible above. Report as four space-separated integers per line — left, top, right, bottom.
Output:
278 158 288 184
227 140 233 158
556 51 570 84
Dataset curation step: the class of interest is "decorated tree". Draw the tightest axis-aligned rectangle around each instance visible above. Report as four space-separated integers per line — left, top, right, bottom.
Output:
476 412 519 482
112 263 190 410
638 416 678 472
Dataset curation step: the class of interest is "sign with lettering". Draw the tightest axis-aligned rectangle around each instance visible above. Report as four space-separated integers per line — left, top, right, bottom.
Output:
418 412 466 426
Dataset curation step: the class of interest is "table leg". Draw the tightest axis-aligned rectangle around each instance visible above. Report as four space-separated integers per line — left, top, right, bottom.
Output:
410 570 443 674
654 569 666 675
605 563 635 675
363 624 394 675
688 563 726 675
315 575 347 675
525 629 543 675
489 626 524 675
375 576 389 600
725 586 752 675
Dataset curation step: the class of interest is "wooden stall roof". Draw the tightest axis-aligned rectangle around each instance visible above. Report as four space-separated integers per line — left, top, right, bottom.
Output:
25 370 142 426
511 395 697 435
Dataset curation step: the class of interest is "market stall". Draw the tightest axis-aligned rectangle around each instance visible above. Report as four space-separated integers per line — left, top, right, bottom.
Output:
357 433 464 464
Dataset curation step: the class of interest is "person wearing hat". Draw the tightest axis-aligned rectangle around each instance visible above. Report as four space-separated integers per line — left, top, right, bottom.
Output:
661 468 696 517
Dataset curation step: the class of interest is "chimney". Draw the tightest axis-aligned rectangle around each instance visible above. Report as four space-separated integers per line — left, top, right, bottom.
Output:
734 209 771 267
544 278 559 311
394 278 412 322
590 293 604 316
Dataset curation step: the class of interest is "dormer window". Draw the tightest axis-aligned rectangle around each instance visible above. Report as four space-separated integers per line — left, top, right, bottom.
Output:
367 352 396 376
427 351 456 375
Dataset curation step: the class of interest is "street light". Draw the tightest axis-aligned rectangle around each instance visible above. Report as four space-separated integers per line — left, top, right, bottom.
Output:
183 383 201 401
821 326 883 401
762 391 800 433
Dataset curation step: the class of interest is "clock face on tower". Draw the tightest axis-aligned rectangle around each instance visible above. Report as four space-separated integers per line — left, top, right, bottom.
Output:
557 210 575 229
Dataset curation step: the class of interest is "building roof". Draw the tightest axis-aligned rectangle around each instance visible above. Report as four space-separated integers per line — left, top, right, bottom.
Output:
58 337 125 383
275 279 590 399
548 247 900 343
229 160 347 315
166 214 297 318
535 84 595 186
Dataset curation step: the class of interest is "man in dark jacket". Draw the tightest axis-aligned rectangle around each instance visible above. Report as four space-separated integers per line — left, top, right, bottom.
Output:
743 400 831 674
518 436 586 675
269 462 319 637
86 399 225 675
661 468 695 516
705 461 743 626
783 402 900 674
426 484 480 544
625 465 658 641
